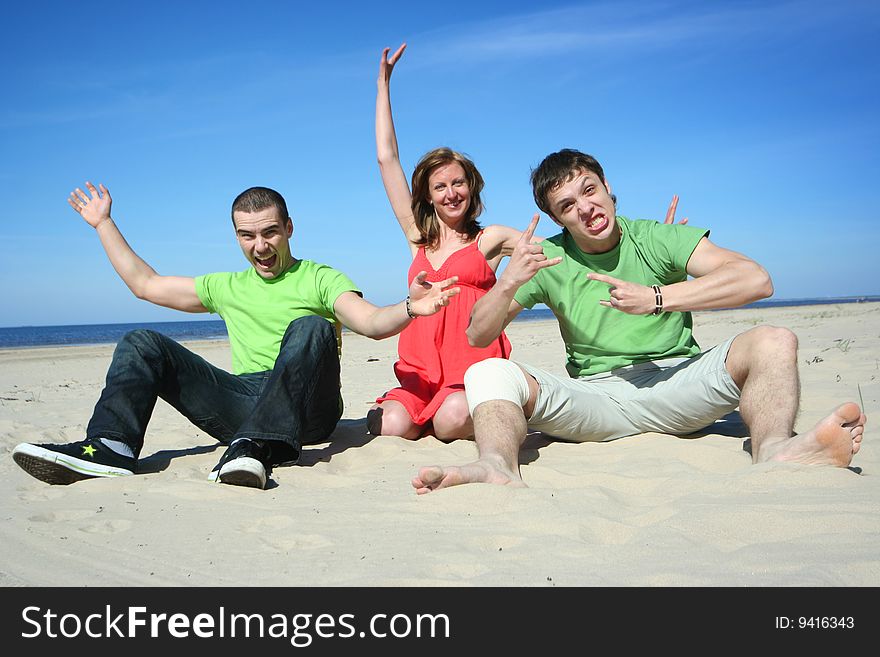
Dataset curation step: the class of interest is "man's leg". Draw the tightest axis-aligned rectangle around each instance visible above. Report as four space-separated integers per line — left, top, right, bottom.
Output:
413 359 537 493
13 329 258 484
725 325 865 465
212 316 342 488
87 329 261 451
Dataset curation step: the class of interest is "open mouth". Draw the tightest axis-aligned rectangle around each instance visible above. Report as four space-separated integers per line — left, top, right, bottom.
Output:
585 215 608 234
255 254 277 269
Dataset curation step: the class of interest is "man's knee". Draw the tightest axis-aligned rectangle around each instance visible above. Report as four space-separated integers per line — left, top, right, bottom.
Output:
744 325 798 357
115 329 165 358
728 325 798 385
120 328 160 346
277 317 338 366
282 315 335 342
463 358 530 415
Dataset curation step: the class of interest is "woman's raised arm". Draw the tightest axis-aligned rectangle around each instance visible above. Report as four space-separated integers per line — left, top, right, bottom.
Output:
376 43 420 253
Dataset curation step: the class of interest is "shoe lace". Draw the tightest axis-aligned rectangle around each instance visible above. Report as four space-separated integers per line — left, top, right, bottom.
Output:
211 438 273 483
211 439 248 484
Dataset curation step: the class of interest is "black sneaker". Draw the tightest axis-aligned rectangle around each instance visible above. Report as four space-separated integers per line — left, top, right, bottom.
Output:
12 439 136 485
207 438 271 489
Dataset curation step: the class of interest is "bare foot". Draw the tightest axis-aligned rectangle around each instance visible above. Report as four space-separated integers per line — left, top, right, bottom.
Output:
411 459 526 495
756 402 866 467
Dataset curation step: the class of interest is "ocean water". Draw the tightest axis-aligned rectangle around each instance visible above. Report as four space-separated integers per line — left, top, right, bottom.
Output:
0 320 229 350
1 296 877 350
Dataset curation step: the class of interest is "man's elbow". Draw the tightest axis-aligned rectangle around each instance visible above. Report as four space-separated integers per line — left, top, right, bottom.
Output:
754 267 774 301
129 282 150 301
466 326 491 349
131 274 165 304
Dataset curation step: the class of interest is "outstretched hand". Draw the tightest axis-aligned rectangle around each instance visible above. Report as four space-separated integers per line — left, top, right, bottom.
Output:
499 214 562 289
408 271 460 316
69 182 112 229
378 43 406 86
663 194 688 225
588 273 656 315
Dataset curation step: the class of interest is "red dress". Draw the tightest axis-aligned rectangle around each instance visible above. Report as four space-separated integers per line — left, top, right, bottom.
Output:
376 237 512 426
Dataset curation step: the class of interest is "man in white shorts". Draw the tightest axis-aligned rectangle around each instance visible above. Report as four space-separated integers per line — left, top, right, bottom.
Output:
412 148 866 493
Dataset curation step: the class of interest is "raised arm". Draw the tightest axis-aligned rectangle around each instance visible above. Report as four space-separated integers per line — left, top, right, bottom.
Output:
376 43 420 253
334 272 460 340
467 215 561 347
69 182 206 313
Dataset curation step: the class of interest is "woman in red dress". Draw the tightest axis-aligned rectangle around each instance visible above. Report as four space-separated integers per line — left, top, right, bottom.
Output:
369 43 528 441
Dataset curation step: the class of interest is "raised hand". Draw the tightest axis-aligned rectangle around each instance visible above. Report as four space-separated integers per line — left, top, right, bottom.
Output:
499 214 562 289
408 271 460 316
663 194 688 225
378 43 406 86
69 182 112 229
588 273 657 315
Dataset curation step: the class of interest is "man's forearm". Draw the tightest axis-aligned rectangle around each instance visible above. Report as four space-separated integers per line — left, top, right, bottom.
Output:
353 300 413 340
467 283 517 348
663 260 773 312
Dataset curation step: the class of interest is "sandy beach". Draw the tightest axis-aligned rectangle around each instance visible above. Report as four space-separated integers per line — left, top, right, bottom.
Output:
1 302 878 587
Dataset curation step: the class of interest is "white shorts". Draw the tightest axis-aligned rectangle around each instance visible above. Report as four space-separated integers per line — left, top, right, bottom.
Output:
477 337 742 442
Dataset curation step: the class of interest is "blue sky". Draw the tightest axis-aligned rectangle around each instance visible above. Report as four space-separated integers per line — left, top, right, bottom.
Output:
2 0 878 327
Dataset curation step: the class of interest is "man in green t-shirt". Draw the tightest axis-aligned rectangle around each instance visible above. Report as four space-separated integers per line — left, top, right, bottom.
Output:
412 148 865 493
13 184 459 490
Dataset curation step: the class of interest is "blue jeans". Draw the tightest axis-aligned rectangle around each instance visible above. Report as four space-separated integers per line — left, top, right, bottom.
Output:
86 316 342 465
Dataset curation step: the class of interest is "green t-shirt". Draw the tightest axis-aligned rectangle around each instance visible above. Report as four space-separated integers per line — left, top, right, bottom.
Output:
195 259 360 374
514 216 708 378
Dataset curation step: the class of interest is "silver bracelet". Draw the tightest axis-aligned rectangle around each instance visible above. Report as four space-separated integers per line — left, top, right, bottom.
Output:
405 295 417 319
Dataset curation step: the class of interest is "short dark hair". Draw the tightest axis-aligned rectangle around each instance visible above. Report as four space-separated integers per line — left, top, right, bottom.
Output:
231 187 290 226
410 147 484 249
530 149 616 219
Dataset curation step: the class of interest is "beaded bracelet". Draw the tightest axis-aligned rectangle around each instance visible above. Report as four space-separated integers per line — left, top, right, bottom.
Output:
405 295 417 319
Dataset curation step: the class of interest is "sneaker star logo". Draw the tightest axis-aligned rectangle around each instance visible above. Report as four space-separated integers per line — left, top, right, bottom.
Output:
81 444 97 458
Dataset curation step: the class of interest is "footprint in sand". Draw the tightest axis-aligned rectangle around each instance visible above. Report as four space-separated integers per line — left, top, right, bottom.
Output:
78 518 133 534
258 534 335 551
28 509 95 523
17 488 66 502
27 509 133 534
240 515 334 551
243 515 296 532
576 516 641 545
428 562 491 579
